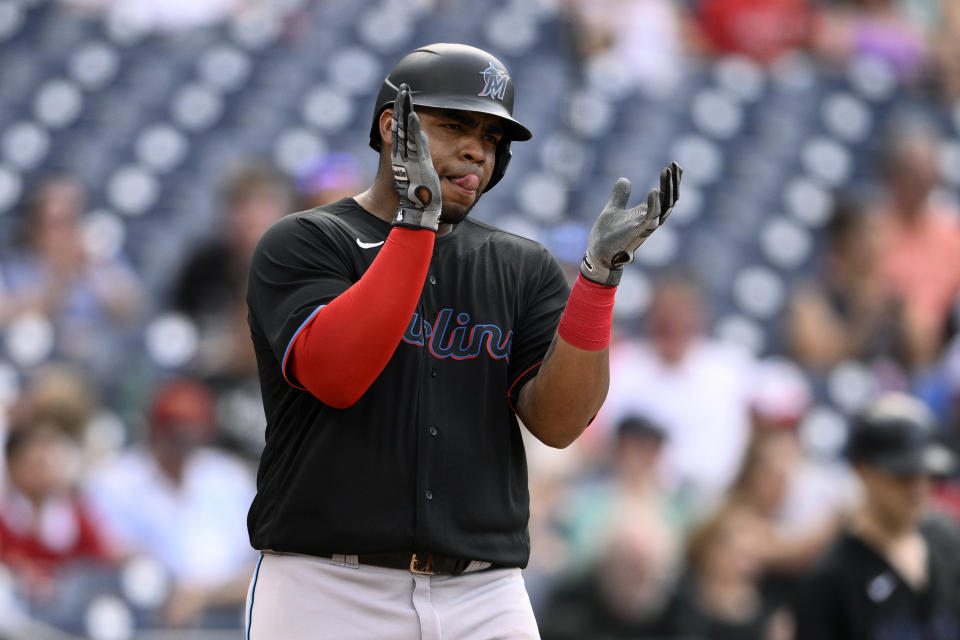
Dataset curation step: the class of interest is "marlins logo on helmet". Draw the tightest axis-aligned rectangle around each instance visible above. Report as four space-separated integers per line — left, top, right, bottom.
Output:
478 62 510 100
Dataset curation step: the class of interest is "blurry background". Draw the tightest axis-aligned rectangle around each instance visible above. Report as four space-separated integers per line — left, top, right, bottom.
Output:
0 0 959 637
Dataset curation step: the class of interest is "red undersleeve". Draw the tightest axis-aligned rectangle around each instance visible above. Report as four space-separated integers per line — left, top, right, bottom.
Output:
289 227 434 408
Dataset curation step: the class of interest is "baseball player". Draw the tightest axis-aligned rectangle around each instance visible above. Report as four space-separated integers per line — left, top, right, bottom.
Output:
243 43 682 639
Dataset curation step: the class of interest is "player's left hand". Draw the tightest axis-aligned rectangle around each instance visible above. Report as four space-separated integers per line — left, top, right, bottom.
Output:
580 162 682 287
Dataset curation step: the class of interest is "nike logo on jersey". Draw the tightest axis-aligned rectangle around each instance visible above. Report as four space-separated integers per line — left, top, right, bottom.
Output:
357 238 385 249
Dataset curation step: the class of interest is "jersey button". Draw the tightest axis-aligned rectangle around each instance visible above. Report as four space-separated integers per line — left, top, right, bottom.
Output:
429 425 438 436
431 368 438 378
425 490 433 500
429 275 437 285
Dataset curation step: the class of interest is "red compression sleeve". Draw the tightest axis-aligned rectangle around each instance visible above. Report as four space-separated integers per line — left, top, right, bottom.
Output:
289 227 434 408
556 274 617 351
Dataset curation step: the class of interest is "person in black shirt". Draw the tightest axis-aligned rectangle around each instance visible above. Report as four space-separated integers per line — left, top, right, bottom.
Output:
792 392 960 640
171 163 294 456
172 162 293 327
242 43 682 639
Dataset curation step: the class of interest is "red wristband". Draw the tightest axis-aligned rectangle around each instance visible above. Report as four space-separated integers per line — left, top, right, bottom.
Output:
556 274 617 351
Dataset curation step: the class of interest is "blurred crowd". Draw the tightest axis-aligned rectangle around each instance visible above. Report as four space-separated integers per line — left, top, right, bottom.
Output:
566 0 960 99
0 0 959 638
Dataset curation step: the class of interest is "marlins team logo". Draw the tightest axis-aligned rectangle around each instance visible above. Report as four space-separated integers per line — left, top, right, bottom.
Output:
402 308 512 361
478 62 509 101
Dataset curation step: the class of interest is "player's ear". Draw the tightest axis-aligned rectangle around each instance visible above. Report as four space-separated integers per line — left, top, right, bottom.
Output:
378 108 393 150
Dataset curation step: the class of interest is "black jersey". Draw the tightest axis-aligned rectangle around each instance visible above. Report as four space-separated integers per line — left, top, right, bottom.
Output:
793 524 960 640
245 198 569 568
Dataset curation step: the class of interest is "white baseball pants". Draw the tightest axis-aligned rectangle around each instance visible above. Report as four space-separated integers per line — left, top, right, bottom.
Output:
245 551 541 639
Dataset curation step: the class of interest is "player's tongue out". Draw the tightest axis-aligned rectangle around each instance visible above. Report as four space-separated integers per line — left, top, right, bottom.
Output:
449 174 480 192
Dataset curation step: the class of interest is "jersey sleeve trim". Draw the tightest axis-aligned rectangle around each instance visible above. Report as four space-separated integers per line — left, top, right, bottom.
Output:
506 360 543 415
281 304 326 390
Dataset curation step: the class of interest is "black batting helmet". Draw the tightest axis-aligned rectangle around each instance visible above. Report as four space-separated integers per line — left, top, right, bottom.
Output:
847 392 957 476
368 43 532 192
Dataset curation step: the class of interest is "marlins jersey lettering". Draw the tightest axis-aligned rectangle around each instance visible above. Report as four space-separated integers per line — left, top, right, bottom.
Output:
245 198 569 568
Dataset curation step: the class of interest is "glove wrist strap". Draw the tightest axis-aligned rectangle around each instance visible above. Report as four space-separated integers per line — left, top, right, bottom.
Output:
579 251 623 287
557 273 617 351
392 207 439 232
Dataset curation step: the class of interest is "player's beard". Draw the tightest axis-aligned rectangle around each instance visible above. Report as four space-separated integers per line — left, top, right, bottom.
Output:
439 191 481 225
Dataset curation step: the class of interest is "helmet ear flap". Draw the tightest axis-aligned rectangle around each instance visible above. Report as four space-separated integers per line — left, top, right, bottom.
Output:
485 141 512 192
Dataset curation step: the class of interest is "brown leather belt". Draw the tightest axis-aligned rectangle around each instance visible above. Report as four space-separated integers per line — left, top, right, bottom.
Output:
329 552 481 575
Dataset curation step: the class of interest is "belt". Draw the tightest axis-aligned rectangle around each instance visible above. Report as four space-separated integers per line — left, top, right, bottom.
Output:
326 552 489 575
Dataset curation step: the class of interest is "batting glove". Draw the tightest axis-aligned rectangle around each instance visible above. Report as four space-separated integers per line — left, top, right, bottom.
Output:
580 162 683 287
391 83 442 232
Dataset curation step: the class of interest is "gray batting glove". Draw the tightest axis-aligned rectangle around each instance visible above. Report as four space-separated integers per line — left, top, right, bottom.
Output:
580 162 683 287
391 83 442 231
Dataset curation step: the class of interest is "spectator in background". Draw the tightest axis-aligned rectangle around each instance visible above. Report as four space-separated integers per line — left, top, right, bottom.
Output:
83 378 257 628
561 0 689 96
562 415 688 571
792 392 960 639
4 364 125 489
927 334 960 525
729 423 840 570
0 415 114 604
10 364 97 445
691 0 820 65
744 361 853 568
0 176 144 377
872 120 960 369
725 361 852 618
945 332 960 430
603 272 758 512
814 0 931 85
784 196 908 379
557 514 679 640
540 416 682 639
171 161 292 336
63 0 240 33
933 0 960 101
523 431 584 614
170 162 292 456
661 501 789 640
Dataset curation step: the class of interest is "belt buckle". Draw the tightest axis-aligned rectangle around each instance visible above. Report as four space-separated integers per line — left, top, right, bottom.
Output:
409 553 438 575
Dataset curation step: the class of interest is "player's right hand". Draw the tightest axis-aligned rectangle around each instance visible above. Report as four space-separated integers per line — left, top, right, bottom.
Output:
391 83 442 232
580 162 682 286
